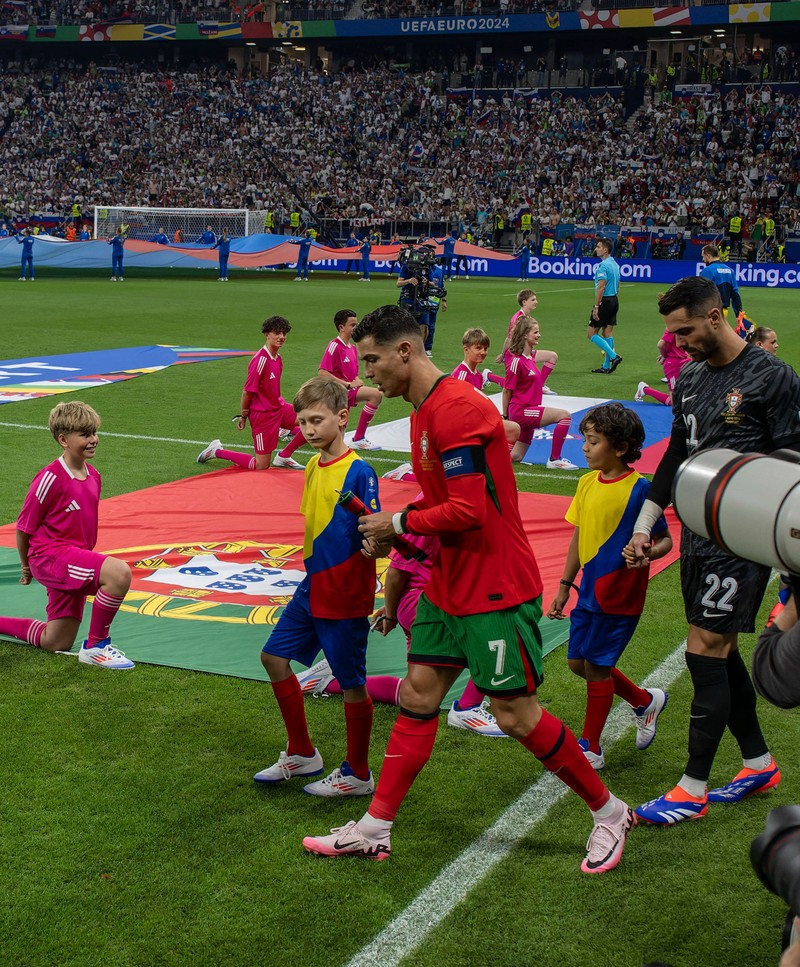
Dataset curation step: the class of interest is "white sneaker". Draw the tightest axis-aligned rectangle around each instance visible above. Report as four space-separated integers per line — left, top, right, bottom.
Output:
304 765 375 797
277 428 293 443
542 384 557 395
110 276 117 281
635 381 647 403
546 457 579 470
119 277 124 281
197 439 221 464
660 377 668 383
482 368 493 388
447 701 508 738
359 277 371 282
296 658 335 696
581 800 636 874
381 462 413 481
303 820 391 861
578 738 605 771
18 277 25 281
351 437 382 451
253 747 323 784
633 688 668 750
294 276 303 281
425 350 433 357
272 454 304 470
78 638 135 669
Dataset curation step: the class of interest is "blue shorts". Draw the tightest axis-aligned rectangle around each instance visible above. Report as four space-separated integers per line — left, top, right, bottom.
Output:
262 579 369 690
567 605 640 668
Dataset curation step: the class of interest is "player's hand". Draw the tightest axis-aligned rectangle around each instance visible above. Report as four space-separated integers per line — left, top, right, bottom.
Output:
370 607 398 637
20 564 32 586
358 511 396 544
547 591 569 620
623 533 652 569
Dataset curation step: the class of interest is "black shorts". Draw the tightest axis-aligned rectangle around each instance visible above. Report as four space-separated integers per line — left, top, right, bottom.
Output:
589 295 619 329
680 551 771 634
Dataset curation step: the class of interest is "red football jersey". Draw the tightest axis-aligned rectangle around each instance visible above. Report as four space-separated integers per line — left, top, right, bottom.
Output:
406 376 542 615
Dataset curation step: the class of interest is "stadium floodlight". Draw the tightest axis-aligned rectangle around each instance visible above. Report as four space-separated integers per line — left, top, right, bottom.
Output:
93 206 268 241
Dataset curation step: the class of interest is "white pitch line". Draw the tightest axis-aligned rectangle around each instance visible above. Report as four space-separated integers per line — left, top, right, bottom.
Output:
0 421 579 484
345 643 688 967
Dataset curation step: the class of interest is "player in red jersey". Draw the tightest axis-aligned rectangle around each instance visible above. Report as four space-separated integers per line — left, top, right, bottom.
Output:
302 305 636 873
196 316 306 471
277 310 383 463
0 401 134 669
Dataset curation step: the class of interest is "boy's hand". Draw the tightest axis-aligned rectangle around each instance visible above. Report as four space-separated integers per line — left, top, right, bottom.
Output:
547 589 569 620
623 538 651 569
20 564 32 586
370 608 398 637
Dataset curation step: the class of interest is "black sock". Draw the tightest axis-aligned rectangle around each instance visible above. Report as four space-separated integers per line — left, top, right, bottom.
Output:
725 649 768 760
685 651 730 783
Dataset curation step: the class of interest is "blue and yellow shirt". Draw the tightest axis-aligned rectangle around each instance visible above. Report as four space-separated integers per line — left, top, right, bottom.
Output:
301 449 379 619
567 470 667 616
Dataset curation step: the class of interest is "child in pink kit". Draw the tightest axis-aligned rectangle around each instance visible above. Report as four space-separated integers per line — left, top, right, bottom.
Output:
0 401 134 669
635 328 691 407
297 507 507 737
504 317 578 470
196 316 306 471
279 309 383 462
485 289 558 395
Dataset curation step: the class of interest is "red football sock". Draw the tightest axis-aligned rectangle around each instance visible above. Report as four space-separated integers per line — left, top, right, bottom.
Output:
354 402 379 441
271 675 314 758
370 713 439 821
582 678 615 752
87 589 125 646
644 386 670 405
216 448 256 470
458 679 485 709
611 667 651 710
277 427 304 459
345 697 374 779
519 707 609 811
549 418 571 461
0 616 45 647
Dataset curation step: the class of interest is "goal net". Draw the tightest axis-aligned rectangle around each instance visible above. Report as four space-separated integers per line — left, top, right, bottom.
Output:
93 206 268 241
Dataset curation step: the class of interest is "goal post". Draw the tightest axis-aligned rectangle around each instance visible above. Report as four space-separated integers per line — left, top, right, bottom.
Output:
93 206 267 241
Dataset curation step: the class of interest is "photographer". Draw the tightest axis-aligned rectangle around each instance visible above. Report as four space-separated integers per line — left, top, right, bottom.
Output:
752 585 800 710
395 244 446 356
626 276 800 827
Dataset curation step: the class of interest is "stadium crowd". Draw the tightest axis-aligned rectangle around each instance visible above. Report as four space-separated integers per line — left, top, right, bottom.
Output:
1 59 799 236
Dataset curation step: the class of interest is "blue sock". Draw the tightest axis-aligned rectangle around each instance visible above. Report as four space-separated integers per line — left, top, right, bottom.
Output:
590 333 615 367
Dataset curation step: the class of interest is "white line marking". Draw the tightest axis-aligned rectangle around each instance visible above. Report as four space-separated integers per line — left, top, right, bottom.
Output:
0 421 578 484
345 643 689 967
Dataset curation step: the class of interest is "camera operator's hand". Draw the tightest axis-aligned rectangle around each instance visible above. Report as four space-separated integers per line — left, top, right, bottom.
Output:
781 928 800 967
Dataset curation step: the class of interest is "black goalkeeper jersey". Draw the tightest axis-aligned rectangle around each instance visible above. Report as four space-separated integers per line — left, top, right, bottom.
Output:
650 342 800 555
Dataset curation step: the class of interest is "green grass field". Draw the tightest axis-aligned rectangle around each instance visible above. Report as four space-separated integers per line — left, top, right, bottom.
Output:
1 266 798 967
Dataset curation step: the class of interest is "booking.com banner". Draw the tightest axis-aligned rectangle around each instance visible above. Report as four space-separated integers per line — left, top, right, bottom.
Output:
323 256 800 289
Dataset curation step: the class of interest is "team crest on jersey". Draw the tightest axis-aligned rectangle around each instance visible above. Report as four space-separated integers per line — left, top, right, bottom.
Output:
420 430 429 460
723 387 744 424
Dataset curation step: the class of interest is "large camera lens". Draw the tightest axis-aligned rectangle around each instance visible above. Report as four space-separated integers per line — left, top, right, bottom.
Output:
751 806 800 913
672 449 800 572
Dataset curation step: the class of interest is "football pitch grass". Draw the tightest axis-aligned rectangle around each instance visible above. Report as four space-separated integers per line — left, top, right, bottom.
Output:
0 267 797 967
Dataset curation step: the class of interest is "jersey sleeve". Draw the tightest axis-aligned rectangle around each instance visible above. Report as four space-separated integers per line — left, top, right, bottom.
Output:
17 468 58 536
565 474 588 526
319 342 339 377
504 356 520 392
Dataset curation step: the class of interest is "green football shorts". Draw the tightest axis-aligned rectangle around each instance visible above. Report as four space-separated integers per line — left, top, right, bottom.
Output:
408 594 544 697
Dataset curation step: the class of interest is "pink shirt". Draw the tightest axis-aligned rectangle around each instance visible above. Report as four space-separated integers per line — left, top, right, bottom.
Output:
451 361 482 391
319 336 359 384
505 353 544 409
17 456 100 559
243 347 285 413
660 329 691 383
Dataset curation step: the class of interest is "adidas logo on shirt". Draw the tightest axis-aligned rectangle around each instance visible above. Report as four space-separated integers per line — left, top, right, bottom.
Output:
65 500 81 513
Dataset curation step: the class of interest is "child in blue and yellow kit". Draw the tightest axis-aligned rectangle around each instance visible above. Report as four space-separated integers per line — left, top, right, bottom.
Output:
548 403 673 770
254 377 380 798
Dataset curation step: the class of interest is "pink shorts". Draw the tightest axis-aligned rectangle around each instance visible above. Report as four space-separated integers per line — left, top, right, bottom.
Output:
347 386 359 409
250 402 297 455
30 545 104 622
508 404 545 447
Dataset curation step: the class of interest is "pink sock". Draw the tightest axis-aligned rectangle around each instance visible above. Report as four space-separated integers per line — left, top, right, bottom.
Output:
549 418 571 461
325 675 402 705
354 402 379 441
0 616 46 647
216 448 257 470
278 427 304 459
457 679 485 708
87 589 125 646
645 386 670 405
541 360 556 381
488 373 505 387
